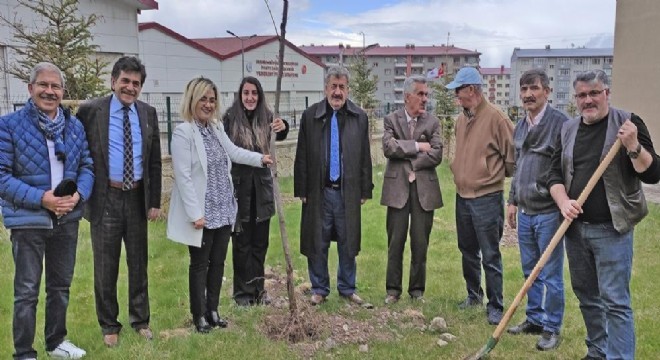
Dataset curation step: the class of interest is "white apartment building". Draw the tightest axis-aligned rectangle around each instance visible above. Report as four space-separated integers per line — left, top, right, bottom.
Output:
509 46 613 113
480 66 511 113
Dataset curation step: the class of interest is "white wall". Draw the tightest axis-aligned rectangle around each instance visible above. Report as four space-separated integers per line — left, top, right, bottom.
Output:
221 40 325 104
0 0 145 104
138 28 222 95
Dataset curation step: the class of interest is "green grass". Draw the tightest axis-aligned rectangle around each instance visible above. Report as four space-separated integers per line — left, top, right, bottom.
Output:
2 164 659 359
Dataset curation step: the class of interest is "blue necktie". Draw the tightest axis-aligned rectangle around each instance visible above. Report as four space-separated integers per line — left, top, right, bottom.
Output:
330 110 340 182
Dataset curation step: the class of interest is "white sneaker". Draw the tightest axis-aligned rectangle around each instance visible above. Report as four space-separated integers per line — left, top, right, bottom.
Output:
47 340 86 359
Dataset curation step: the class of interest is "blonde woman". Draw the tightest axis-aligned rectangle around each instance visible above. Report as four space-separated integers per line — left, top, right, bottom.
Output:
167 77 272 333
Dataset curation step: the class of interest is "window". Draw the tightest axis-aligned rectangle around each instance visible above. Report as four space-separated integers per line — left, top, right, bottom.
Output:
497 83 502 88
384 81 392 88
549 64 555 69
453 57 461 65
497 92 502 96
385 69 392 75
558 58 570 65
574 58 584 65
372 62 379 67
504 92 509 97
534 58 547 65
557 80 569 88
497 75 502 80
550 76 554 81
505 100 510 105
385 57 391 63
605 58 613 64
592 58 601 65
505 83 510 88
520 59 531 65
427 57 435 62
556 92 568 100
497 100 502 104
559 69 570 76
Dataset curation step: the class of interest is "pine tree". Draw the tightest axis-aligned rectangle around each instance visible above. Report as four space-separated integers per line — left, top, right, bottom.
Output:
347 55 378 110
0 0 109 100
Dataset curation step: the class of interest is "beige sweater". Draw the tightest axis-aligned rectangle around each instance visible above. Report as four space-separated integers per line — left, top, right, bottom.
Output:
450 98 515 198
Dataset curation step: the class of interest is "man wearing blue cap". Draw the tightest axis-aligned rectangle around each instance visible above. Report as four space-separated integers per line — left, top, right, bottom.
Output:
445 66 515 325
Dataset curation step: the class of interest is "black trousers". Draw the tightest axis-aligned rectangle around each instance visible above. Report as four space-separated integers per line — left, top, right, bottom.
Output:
232 194 270 303
91 187 149 335
385 181 434 297
188 226 231 317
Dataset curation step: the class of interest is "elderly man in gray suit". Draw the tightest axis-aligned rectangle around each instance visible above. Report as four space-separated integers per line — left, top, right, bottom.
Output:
381 75 443 304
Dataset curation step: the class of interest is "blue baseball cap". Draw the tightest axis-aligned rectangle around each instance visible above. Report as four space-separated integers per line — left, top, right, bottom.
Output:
445 67 483 89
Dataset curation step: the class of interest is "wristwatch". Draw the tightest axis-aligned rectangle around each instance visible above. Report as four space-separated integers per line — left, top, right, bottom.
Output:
627 143 642 159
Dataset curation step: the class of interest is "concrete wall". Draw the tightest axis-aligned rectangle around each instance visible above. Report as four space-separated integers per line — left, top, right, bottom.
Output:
611 0 660 144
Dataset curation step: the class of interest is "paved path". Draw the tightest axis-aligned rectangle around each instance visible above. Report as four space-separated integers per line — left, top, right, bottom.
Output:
643 183 660 204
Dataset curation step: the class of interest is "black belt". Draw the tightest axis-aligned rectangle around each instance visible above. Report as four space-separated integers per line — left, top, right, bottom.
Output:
325 183 341 190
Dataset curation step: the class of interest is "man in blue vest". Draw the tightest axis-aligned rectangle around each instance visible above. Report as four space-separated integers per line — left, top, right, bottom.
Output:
547 70 660 360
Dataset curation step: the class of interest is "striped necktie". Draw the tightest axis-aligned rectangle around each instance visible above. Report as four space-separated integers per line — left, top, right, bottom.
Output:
122 106 134 190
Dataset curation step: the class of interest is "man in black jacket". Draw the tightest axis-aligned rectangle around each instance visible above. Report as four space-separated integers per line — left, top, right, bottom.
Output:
294 66 373 307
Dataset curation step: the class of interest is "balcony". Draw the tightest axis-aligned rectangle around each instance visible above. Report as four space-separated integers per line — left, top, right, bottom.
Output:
394 62 407 68
394 74 406 80
410 62 424 68
394 87 403 92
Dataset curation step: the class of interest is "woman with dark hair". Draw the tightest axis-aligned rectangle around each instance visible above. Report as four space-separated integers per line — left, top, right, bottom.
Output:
223 76 289 306
167 77 272 333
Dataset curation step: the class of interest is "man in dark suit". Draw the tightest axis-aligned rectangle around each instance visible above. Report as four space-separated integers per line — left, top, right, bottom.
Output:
77 56 162 347
294 66 374 307
381 76 443 304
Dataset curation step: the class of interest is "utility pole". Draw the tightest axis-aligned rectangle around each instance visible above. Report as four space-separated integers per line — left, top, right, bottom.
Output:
226 30 257 78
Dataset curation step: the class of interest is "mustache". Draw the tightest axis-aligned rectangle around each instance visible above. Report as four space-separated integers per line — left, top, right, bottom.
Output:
40 94 59 101
523 97 536 103
582 104 597 110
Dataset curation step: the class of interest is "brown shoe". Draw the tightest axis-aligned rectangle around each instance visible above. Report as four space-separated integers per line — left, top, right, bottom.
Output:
384 294 400 305
137 327 154 341
342 293 374 309
310 293 326 305
103 334 118 347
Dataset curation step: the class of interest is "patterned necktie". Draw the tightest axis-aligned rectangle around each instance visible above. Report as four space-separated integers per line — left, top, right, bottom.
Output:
409 118 417 138
409 118 417 183
122 106 134 190
329 110 340 182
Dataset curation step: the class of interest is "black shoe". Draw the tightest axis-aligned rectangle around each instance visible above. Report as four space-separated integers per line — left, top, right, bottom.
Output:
487 308 503 325
206 311 228 328
581 356 605 360
507 320 544 335
536 331 561 351
235 297 254 307
257 294 272 306
194 316 212 333
458 296 483 309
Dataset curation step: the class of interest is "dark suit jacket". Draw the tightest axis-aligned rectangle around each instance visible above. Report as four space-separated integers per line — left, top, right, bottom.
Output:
77 96 162 225
380 109 443 211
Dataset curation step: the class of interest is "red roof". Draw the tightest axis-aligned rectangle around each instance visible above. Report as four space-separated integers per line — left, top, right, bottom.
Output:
299 44 480 57
481 67 510 75
193 36 326 68
138 22 224 61
138 22 325 68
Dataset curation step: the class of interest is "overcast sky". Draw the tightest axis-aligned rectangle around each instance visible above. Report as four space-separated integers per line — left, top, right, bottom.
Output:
138 0 616 67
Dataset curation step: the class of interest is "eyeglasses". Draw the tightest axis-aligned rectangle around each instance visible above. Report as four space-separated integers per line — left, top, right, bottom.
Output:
574 89 607 100
34 81 64 91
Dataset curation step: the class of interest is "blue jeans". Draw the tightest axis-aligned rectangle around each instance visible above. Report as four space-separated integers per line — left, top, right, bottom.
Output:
11 221 80 360
566 221 634 360
517 210 564 334
307 188 357 297
455 191 504 311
